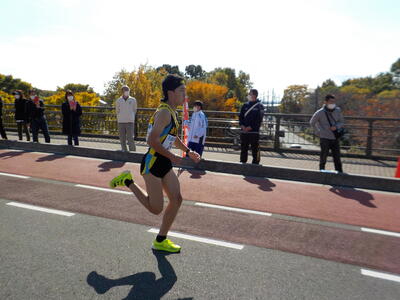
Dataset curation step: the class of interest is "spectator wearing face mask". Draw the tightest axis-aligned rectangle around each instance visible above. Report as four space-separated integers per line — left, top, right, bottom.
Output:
62 90 82 146
0 96 8 139
115 85 137 152
13 90 30 141
310 94 344 173
27 89 51 143
187 101 207 157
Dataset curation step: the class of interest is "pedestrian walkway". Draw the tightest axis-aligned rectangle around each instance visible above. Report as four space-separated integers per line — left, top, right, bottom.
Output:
4 132 397 178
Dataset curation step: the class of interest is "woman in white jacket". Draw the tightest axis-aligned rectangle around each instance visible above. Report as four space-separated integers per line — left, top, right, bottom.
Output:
188 101 207 156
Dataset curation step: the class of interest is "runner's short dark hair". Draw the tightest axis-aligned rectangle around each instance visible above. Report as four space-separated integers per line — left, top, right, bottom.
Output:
325 94 335 101
194 100 203 109
162 74 184 102
250 89 258 97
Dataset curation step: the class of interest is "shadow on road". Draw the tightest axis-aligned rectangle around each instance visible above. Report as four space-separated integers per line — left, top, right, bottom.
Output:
243 176 276 191
98 161 126 172
0 151 26 159
36 154 66 162
87 250 185 300
329 187 376 208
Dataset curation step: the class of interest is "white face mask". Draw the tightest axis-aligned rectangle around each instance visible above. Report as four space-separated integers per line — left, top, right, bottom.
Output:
247 95 253 101
67 96 74 102
193 107 199 112
123 91 129 97
30 95 35 100
327 104 336 109
15 95 20 99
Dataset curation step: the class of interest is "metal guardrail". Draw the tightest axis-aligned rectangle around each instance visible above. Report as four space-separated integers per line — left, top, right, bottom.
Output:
2 104 399 157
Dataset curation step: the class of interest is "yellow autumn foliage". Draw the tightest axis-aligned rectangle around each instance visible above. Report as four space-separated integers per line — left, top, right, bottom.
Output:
0 91 14 104
44 91 101 106
186 81 229 111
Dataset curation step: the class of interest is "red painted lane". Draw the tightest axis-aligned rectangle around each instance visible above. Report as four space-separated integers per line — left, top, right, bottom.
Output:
1 176 400 275
1 150 399 232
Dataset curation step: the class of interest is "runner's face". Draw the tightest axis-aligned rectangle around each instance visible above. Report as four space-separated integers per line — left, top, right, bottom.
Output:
174 85 186 105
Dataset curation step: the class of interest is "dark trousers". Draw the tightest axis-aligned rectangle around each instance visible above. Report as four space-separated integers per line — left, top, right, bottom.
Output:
67 135 79 146
240 132 260 164
320 138 343 172
188 137 205 156
0 117 7 139
17 121 30 141
31 118 50 143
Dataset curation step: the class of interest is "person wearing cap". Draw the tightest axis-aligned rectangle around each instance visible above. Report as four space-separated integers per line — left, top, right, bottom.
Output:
62 90 82 146
109 74 201 253
0 96 8 139
187 100 207 157
115 86 137 152
27 89 51 143
13 90 30 141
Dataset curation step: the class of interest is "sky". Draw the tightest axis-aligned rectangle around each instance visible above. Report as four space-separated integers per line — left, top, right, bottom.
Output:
1 0 399 99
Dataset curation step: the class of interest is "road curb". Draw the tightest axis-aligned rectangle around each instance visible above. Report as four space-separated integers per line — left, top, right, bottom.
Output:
1 140 399 193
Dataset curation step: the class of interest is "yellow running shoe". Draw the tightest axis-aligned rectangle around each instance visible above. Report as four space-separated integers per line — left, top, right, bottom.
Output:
109 170 132 188
152 239 181 253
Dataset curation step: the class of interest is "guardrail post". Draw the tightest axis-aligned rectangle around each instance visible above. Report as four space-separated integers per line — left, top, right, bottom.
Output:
274 116 281 151
366 120 374 157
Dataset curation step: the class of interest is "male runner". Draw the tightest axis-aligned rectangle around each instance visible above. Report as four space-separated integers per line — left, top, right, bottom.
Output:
109 74 200 253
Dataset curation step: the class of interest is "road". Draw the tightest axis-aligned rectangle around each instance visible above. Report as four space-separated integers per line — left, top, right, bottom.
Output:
0 149 399 299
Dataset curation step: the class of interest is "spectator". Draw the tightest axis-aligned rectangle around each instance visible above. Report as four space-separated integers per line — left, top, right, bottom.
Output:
239 89 265 164
13 90 30 141
116 85 137 152
28 89 50 143
310 94 344 173
62 90 82 146
187 100 207 157
0 96 8 139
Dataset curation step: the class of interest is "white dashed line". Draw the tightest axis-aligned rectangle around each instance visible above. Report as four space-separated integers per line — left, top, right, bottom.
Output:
6 202 75 217
75 184 132 195
361 227 400 238
361 269 400 283
148 228 244 250
0 172 30 179
195 202 272 216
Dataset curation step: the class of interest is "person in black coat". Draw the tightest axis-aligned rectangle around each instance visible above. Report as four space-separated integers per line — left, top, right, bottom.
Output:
0 96 8 139
62 90 82 146
13 90 30 141
239 88 265 164
28 89 51 143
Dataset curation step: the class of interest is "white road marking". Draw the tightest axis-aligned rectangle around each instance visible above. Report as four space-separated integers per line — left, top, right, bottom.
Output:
0 172 30 179
75 184 132 195
6 202 75 217
148 228 244 250
361 227 400 238
195 202 272 216
361 269 400 283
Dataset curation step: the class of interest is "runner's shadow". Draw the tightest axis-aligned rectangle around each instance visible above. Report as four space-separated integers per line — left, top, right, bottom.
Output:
329 187 376 208
243 176 276 191
36 154 66 162
87 250 180 300
0 151 26 159
98 161 126 172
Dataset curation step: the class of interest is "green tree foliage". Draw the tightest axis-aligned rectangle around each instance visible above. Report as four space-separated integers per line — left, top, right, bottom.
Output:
280 85 309 113
185 65 206 79
0 74 32 94
156 64 183 76
58 83 94 93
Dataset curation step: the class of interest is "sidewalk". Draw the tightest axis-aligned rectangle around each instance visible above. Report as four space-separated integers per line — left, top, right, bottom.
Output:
4 132 397 178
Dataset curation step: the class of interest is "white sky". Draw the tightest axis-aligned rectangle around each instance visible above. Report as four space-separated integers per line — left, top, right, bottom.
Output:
1 0 399 99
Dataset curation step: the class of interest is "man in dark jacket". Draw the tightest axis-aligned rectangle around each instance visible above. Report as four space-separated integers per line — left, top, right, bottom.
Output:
239 89 265 164
0 96 8 139
13 90 30 141
28 90 51 143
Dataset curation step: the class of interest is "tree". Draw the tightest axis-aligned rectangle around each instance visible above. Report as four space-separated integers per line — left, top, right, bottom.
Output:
58 83 94 93
44 91 100 106
185 65 206 79
279 85 309 113
0 74 32 95
186 81 229 111
156 64 183 76
390 58 400 75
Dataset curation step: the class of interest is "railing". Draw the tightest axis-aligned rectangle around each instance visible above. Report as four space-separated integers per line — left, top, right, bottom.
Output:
2 104 399 157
